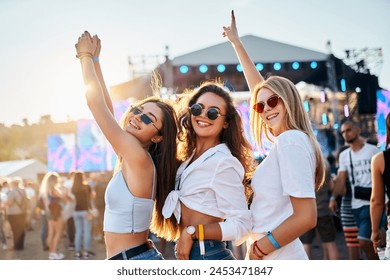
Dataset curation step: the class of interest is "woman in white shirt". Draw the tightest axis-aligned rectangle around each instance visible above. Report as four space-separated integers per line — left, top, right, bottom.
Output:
223 11 326 259
161 81 254 260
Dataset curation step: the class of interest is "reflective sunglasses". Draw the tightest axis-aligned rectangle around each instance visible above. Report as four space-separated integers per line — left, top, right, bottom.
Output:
189 103 226 120
253 95 280 113
130 106 161 134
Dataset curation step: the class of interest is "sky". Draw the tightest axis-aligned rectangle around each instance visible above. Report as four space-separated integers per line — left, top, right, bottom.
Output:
0 0 389 126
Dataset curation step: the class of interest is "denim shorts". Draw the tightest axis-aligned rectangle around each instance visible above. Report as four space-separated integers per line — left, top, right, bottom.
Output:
176 240 235 260
108 240 164 260
129 248 164 260
352 204 387 241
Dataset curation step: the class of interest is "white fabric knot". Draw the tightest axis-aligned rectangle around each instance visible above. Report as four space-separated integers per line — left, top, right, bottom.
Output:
162 190 181 222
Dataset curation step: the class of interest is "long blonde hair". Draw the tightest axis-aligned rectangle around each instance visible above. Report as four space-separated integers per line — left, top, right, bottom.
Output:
39 172 61 197
251 76 325 190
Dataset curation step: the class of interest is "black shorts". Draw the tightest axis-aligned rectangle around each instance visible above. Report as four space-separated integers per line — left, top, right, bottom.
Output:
300 215 336 244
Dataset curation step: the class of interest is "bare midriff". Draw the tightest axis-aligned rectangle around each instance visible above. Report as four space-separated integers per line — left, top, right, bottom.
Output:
179 203 223 231
104 230 149 259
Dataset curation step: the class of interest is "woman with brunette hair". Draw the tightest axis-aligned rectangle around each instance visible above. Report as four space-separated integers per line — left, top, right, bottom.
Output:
162 80 254 260
223 11 325 259
75 31 178 260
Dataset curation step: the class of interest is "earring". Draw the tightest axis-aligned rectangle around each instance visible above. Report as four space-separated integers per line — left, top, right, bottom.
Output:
224 122 229 129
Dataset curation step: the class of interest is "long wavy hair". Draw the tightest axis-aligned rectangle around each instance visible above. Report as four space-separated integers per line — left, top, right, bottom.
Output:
177 80 255 201
251 76 325 190
118 96 180 241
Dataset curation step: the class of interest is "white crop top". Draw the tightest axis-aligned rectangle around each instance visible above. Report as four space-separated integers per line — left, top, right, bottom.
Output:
103 161 156 233
162 144 251 245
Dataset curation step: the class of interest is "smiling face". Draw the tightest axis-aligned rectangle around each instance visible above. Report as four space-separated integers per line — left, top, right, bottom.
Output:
124 102 163 143
256 87 287 136
190 92 227 141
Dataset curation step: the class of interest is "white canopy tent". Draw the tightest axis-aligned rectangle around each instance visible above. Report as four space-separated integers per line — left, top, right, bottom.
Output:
0 159 47 181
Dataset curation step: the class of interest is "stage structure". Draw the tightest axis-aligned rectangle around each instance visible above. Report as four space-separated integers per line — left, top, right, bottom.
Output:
51 35 384 171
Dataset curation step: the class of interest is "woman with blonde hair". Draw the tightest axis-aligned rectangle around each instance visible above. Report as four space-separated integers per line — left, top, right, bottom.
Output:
39 172 67 260
223 11 325 259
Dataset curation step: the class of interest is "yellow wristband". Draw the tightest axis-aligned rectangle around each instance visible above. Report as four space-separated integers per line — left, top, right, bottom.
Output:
198 224 205 255
198 224 204 241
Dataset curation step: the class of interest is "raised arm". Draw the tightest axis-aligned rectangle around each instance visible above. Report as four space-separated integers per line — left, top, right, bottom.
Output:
223 10 264 92
92 35 114 115
75 31 145 161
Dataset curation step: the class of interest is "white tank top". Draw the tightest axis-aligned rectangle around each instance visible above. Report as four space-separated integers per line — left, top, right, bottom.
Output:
103 160 156 233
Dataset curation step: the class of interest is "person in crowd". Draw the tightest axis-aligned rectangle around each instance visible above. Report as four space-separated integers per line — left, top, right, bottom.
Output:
332 146 361 259
75 31 178 260
5 177 28 251
39 172 68 260
162 80 254 260
94 172 108 243
330 119 384 259
370 112 390 260
36 186 49 251
62 173 76 251
223 11 325 259
24 180 37 231
300 161 339 259
0 179 9 250
71 171 95 259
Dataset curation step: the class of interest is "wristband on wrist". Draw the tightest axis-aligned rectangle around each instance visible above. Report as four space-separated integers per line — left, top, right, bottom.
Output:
198 224 205 256
252 243 263 259
267 231 281 249
254 240 268 256
330 196 336 201
76 52 93 59
92 57 99 62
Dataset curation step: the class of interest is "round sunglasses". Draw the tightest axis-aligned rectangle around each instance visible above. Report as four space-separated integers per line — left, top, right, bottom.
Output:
130 106 161 134
253 95 280 113
189 103 226 120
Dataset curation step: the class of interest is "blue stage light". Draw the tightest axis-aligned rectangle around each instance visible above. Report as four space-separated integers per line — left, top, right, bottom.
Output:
292 62 300 70
179 65 189 74
217 64 226 73
273 62 282 71
199 64 208 73
256 63 264 71
236 64 243 72
310 61 318 69
303 100 310 112
340 79 346 92
322 113 328 125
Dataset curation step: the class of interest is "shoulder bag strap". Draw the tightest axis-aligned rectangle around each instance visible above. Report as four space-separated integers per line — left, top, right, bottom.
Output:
349 150 355 186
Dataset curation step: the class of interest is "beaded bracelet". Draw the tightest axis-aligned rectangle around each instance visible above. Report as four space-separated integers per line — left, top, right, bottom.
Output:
76 52 93 59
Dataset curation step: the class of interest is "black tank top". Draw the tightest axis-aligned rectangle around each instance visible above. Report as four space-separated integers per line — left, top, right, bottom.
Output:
383 149 390 215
